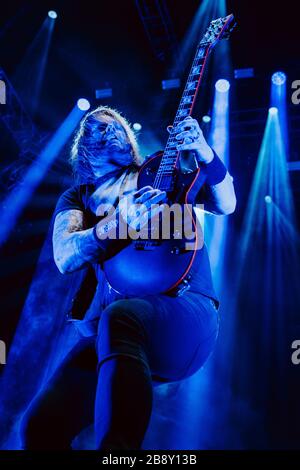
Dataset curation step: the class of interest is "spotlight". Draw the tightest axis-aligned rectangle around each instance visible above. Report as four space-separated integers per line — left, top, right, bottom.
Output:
269 107 278 116
215 79 230 93
77 98 90 111
48 10 57 19
133 123 142 131
202 115 211 123
264 195 272 204
272 71 286 86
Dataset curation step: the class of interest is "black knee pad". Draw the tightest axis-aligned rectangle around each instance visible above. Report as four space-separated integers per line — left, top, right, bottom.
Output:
96 300 149 371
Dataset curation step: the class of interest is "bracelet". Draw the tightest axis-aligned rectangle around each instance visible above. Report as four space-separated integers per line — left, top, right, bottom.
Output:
202 149 227 185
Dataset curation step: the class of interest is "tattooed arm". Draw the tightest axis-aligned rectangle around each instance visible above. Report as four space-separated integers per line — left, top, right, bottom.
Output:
52 186 167 274
52 209 103 274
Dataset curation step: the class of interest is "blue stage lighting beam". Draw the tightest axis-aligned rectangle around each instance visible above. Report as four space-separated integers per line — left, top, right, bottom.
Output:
271 71 289 158
174 0 232 76
238 107 296 276
12 15 57 115
207 78 230 288
0 105 87 246
232 106 299 412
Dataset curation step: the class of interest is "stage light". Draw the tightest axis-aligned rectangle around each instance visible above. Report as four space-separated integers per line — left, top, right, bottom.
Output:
77 98 90 111
95 88 112 99
48 10 57 19
271 71 286 86
264 195 272 204
13 11 57 115
234 68 254 79
206 68 231 289
161 78 180 90
202 115 211 123
269 107 278 116
133 123 142 131
215 79 230 93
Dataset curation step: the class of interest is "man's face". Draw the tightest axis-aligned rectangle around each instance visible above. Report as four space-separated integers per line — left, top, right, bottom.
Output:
92 115 133 167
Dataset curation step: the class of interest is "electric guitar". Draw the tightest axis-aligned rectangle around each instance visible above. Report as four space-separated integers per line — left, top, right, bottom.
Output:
103 14 236 296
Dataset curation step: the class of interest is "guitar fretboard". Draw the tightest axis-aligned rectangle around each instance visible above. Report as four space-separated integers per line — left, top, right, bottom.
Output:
153 43 210 191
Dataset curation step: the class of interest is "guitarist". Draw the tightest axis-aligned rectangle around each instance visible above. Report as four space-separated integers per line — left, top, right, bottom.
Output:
21 106 236 450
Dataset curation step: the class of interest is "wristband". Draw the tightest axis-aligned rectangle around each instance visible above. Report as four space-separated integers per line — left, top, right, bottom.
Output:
92 212 131 257
202 149 227 185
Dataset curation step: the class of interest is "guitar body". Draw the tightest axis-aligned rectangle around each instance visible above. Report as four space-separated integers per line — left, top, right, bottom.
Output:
103 153 205 296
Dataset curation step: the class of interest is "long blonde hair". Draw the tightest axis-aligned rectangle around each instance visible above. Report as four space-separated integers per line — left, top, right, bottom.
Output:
70 106 143 184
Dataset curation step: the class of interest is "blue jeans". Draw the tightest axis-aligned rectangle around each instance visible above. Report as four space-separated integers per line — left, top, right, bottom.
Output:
21 291 219 450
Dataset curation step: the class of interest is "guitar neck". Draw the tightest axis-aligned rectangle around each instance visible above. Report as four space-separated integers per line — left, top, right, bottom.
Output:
154 43 211 189
152 13 236 190
173 44 211 126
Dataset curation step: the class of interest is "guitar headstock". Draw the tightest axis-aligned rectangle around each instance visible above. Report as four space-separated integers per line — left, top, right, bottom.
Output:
200 14 236 48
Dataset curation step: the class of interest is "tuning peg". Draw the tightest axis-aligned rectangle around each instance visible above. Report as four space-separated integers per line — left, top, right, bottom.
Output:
226 22 237 35
222 22 237 39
